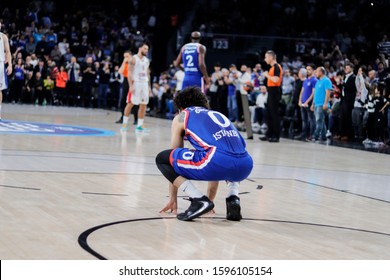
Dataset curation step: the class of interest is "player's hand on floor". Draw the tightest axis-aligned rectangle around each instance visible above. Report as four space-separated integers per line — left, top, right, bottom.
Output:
159 201 177 214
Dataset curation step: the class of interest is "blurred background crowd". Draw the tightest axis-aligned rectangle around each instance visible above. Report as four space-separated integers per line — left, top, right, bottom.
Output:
1 0 389 146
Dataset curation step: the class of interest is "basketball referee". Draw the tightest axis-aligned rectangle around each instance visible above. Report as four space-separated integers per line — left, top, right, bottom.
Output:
260 50 283 142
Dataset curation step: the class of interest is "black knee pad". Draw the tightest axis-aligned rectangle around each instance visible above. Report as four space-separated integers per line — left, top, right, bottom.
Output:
156 149 179 183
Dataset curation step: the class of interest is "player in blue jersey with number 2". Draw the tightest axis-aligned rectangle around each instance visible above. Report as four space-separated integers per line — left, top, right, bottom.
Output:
174 31 210 93
156 86 253 221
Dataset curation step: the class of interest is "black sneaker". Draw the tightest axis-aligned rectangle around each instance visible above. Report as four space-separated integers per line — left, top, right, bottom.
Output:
226 195 242 221
177 196 214 221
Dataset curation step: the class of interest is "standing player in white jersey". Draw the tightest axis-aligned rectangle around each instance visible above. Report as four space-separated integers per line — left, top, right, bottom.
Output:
121 43 151 132
174 31 210 93
0 22 13 120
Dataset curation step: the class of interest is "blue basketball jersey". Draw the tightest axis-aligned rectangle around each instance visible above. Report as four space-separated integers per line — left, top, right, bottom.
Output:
170 106 252 181
183 107 247 155
182 43 202 77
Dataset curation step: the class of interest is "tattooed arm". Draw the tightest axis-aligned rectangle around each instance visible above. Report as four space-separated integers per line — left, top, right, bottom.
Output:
160 111 185 214
170 111 186 149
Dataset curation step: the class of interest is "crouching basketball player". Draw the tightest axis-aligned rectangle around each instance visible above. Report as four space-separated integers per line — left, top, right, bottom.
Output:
155 86 253 221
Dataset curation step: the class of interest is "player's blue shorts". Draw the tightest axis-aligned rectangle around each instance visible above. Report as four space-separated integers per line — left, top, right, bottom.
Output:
170 148 253 182
182 75 204 93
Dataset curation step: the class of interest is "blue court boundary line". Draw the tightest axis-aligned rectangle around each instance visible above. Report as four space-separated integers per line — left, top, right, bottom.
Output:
0 120 116 136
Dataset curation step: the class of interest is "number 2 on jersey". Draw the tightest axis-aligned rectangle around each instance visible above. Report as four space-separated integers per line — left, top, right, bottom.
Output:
185 55 194 66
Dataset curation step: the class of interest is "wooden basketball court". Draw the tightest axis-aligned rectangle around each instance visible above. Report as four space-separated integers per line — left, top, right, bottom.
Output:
1 104 389 260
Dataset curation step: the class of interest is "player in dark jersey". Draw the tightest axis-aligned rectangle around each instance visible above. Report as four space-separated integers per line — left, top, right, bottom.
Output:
156 86 253 221
174 31 210 93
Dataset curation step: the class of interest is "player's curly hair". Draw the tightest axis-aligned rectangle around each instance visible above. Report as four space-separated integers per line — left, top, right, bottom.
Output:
174 86 209 110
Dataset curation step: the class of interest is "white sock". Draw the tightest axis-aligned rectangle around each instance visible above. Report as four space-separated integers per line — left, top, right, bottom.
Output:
137 118 144 127
227 182 239 197
123 116 129 125
179 180 203 198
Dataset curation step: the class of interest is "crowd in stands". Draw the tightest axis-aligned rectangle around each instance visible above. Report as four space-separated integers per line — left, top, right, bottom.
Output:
0 0 177 107
195 51 390 146
1 0 390 146
193 1 388 52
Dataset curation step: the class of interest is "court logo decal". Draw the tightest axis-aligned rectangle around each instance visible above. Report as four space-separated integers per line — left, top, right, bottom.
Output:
0 120 115 136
